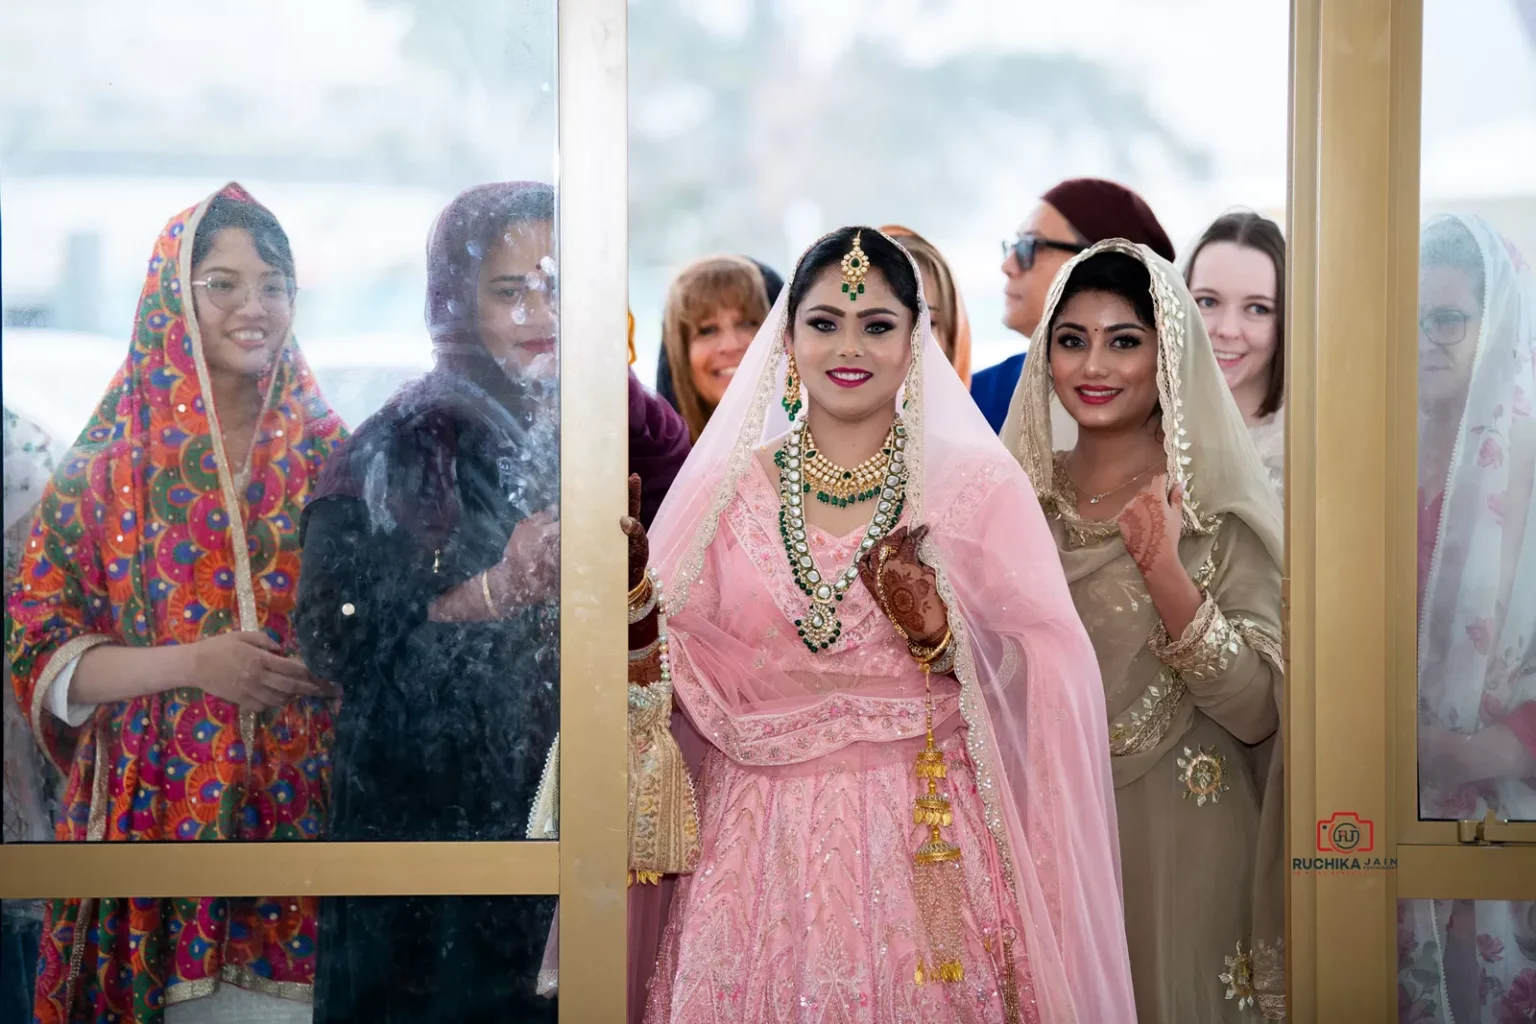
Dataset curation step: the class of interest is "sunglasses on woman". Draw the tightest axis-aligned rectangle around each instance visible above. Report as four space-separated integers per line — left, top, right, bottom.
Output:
1001 233 1086 271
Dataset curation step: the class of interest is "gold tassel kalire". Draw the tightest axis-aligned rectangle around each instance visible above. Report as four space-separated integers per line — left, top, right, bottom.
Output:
911 663 966 984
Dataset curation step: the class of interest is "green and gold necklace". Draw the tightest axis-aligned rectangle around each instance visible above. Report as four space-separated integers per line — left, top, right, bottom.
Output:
776 415 909 651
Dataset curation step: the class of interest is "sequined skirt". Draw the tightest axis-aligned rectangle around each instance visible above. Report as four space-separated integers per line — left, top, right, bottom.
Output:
643 732 1038 1024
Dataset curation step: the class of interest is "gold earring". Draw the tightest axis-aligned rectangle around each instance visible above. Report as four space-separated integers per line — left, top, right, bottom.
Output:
840 232 868 303
782 345 803 420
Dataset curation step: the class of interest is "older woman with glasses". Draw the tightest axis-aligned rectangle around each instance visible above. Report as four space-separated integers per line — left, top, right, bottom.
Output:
970 178 1176 433
1399 214 1536 1024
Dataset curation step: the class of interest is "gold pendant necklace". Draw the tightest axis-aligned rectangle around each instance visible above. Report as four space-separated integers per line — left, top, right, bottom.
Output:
1084 460 1161 505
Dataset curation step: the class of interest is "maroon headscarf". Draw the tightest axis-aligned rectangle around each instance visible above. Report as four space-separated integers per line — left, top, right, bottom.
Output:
310 182 690 541
424 182 558 402
1042 178 1176 261
310 182 558 544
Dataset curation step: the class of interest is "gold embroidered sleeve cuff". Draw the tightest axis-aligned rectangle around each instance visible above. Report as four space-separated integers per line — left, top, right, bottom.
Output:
1148 596 1241 682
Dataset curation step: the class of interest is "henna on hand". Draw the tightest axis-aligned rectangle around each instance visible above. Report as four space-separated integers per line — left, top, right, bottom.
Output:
622 473 650 590
1117 474 1184 579
858 524 949 645
1118 490 1165 575
623 473 659 650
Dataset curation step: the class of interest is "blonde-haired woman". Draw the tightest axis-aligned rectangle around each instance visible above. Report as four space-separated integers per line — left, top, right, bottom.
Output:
658 255 772 441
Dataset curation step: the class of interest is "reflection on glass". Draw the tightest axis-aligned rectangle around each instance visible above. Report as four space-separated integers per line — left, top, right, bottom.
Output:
1407 4 1536 1019
25 894 321 1020
4 2 564 1019
4 407 63 849
294 183 562 844
314 896 557 1022
6 188 342 848
5 187 343 1018
1183 211 1288 503
1413 0 1536 835
1399 900 1536 1023
2 896 556 1023
1 899 43 1024
1414 0 1536 831
1415 214 1536 825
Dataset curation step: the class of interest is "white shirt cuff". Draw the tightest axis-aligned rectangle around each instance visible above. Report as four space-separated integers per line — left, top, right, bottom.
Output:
45 655 97 727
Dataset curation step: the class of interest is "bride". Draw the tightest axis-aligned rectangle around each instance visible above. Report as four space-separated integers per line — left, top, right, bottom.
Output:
620 227 1135 1022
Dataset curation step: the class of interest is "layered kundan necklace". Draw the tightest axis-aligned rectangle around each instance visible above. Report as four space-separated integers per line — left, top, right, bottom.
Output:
794 420 900 507
775 414 909 651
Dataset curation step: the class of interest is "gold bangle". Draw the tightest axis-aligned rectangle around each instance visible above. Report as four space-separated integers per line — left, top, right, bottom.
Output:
481 571 498 616
628 587 657 625
875 544 951 666
908 627 953 666
628 575 652 607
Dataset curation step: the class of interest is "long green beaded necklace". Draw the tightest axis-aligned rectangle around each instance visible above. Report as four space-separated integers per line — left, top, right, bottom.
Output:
776 414 909 651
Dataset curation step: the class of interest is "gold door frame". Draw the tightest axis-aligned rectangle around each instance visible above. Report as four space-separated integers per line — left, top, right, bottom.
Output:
1291 1 1536 1019
0 0 632 1020
1287 0 1410 1014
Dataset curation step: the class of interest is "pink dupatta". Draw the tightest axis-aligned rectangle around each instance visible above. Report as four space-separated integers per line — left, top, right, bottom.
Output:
628 228 1135 1022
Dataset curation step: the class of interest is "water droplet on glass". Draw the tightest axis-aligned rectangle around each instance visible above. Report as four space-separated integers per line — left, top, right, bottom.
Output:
511 306 529 325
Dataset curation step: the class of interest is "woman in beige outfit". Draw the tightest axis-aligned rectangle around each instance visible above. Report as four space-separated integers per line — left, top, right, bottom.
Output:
1002 240 1286 1022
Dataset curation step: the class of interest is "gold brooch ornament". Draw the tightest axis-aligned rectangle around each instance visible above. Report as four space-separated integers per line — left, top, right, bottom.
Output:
1176 744 1228 806
1219 940 1257 1012
840 232 868 302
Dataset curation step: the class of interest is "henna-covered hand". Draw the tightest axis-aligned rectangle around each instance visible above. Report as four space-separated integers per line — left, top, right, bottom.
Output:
621 473 660 659
857 524 948 646
1116 473 1183 578
620 473 649 590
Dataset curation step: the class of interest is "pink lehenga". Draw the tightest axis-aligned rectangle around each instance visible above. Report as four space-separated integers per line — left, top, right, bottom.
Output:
624 229 1136 1023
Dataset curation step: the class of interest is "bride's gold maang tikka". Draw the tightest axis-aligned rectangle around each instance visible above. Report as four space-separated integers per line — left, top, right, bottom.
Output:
840 231 868 302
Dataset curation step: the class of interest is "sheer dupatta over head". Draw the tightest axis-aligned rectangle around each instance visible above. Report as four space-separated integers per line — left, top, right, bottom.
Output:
1418 214 1536 818
634 228 1136 1021
1000 239 1287 1018
1403 211 1536 1024
1000 238 1283 564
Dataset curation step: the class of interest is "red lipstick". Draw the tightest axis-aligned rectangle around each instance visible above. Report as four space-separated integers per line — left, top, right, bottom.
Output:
1074 386 1122 406
826 367 873 389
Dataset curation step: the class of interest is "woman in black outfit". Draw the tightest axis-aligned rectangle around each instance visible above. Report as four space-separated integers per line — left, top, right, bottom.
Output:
296 181 562 1023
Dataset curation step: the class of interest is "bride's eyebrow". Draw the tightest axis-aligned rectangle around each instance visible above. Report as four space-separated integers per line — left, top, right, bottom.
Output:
806 304 844 316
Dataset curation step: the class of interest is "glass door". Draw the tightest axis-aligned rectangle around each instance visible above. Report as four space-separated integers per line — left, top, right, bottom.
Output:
1292 0 1536 1018
0 0 628 1020
1395 2 1536 1022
